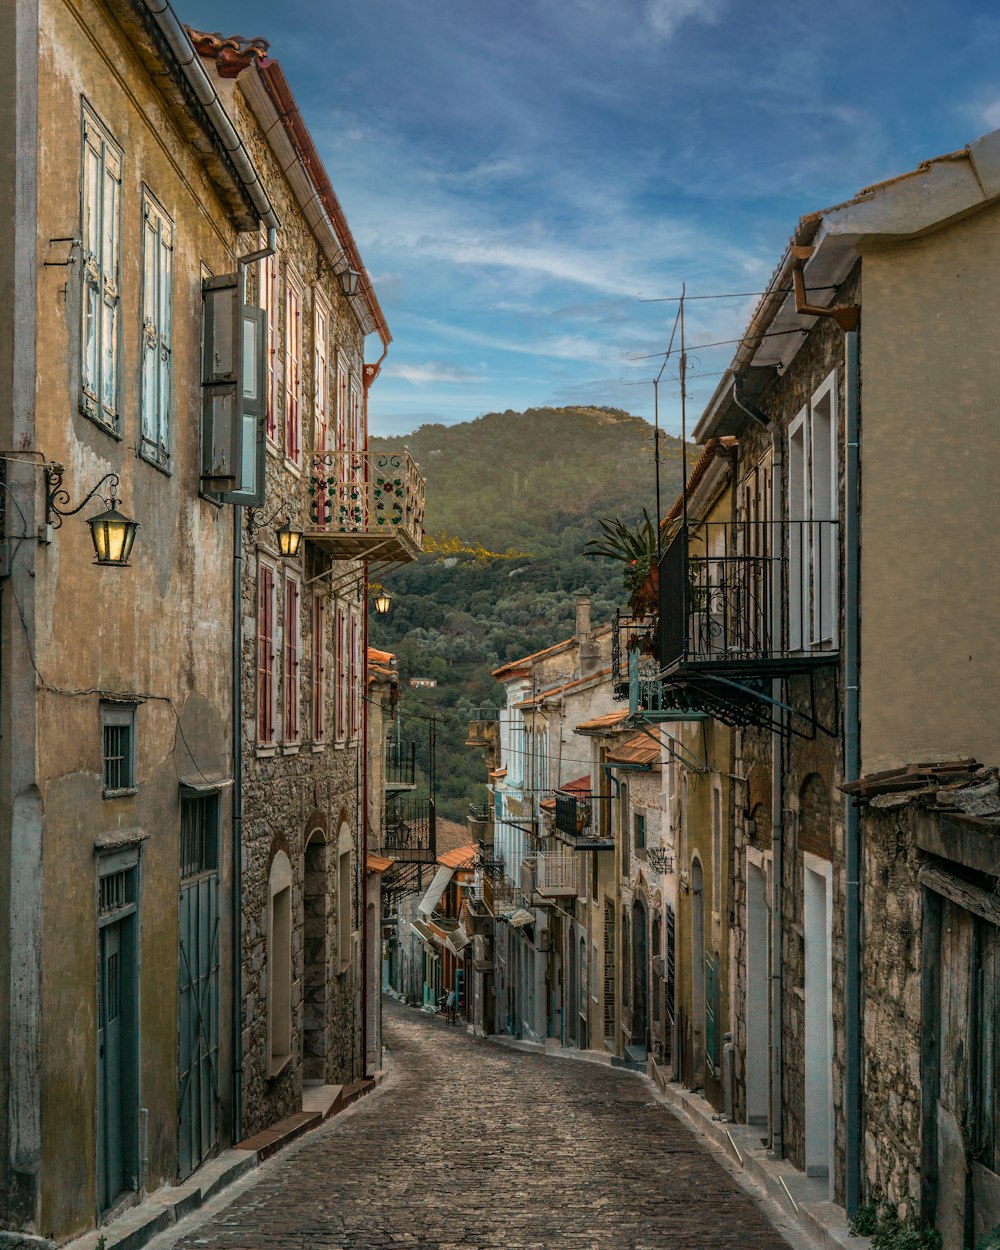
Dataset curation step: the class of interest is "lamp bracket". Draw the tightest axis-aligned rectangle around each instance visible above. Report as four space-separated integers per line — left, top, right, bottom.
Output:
44 464 119 530
246 503 293 541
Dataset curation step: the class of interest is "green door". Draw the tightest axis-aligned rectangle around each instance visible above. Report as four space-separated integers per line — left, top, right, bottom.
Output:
178 796 221 1179
97 860 139 1214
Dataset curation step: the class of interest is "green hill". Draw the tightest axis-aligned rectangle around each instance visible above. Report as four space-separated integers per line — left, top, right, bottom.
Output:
369 405 691 821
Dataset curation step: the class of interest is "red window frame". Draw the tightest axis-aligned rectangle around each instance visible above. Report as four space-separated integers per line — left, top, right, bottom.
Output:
283 576 300 742
257 563 275 744
285 278 302 465
312 595 326 743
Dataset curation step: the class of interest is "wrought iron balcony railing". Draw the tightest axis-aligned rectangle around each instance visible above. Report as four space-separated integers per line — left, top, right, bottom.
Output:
612 612 658 700
376 798 437 862
659 520 840 676
304 449 425 565
552 793 614 851
385 740 416 790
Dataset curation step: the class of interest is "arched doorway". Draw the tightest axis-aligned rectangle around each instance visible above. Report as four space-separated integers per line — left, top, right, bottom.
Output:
631 898 648 1052
567 931 578 1046
302 828 329 1082
690 857 705 1088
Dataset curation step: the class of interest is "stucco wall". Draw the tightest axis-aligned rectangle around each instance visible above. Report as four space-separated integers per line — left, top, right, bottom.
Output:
859 203 1000 774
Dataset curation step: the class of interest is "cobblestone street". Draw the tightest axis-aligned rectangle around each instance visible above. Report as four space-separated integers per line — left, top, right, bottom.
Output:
170 999 793 1250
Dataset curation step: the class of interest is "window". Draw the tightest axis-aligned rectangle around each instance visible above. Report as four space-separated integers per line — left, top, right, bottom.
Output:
620 782 630 877
314 302 330 453
284 276 302 465
267 851 293 1074
81 103 122 434
283 574 301 743
335 606 348 743
140 190 173 468
257 560 277 745
349 374 363 456
180 793 219 878
102 702 136 796
349 610 360 740
336 358 348 451
788 370 839 650
260 247 278 443
633 810 646 850
312 595 327 743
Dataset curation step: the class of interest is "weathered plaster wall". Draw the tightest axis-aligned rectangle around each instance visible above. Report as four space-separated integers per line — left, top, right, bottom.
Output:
859 203 1000 774
31 0 245 1236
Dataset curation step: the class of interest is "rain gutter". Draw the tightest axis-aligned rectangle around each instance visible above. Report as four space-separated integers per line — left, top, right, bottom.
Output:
140 0 280 232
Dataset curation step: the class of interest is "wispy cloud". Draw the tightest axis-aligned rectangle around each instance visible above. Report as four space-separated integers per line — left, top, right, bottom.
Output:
644 0 726 39
386 361 487 386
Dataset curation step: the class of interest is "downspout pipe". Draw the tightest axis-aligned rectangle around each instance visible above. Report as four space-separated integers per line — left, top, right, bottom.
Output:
361 579 371 1076
843 329 862 1216
141 0 280 232
769 427 784 1160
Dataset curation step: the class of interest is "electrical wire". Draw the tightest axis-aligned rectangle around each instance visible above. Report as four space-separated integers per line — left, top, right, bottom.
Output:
636 285 838 303
627 324 807 362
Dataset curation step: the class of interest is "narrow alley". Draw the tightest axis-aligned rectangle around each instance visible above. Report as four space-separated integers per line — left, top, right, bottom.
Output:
163 999 793 1250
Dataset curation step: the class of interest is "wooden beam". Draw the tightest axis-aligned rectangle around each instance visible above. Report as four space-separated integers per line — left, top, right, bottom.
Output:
919 864 1000 928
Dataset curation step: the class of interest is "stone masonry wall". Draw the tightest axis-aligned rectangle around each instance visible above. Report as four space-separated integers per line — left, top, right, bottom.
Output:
223 69 370 1137
861 799 923 1216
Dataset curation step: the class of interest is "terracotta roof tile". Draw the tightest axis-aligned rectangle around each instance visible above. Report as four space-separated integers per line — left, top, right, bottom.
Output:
606 732 661 767
438 844 478 870
575 709 631 733
558 775 592 795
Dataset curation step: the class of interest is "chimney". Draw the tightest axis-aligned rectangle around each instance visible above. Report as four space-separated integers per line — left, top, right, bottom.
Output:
576 594 601 677
576 595 591 643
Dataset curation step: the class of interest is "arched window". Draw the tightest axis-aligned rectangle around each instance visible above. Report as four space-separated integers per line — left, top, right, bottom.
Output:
337 823 353 971
268 850 293 1074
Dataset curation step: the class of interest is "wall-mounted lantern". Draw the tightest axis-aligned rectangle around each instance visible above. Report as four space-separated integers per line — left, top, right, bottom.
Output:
44 465 139 567
373 588 392 616
337 267 361 298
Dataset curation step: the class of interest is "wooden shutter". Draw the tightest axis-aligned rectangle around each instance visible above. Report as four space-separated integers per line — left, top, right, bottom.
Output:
284 577 300 742
257 565 275 744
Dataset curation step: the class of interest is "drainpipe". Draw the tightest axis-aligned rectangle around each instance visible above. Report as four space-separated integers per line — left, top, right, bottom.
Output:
769 427 784 1160
843 329 861 1216
141 0 280 232
231 501 245 1142
230 229 276 1143
361 575 371 1077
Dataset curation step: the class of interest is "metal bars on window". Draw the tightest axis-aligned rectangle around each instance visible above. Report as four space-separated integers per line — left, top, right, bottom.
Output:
180 794 220 879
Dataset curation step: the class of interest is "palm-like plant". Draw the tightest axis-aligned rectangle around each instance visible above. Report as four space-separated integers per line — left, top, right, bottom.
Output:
584 510 660 614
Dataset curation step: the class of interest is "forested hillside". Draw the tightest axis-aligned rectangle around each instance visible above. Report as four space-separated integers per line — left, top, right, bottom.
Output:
369 406 691 820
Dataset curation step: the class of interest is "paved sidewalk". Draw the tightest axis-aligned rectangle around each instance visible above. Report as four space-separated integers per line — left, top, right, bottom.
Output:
157 999 795 1249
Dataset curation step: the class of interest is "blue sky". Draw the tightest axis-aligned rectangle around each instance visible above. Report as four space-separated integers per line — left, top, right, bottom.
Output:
179 0 1000 438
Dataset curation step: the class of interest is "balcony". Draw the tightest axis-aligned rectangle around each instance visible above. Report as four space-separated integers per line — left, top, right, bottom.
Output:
612 612 709 723
535 852 577 897
552 794 614 852
385 741 416 791
465 706 500 766
304 449 425 566
375 798 436 863
656 521 840 733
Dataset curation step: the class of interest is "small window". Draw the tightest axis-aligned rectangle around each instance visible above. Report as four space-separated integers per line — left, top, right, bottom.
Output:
102 702 136 796
634 811 646 850
180 793 219 879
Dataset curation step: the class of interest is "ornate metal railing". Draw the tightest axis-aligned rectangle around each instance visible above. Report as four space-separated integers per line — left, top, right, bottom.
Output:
658 520 840 671
305 449 425 551
612 612 659 700
378 797 436 861
385 740 416 788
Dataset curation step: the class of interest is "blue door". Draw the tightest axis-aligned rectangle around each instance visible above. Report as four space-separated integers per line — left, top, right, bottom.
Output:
97 862 139 1214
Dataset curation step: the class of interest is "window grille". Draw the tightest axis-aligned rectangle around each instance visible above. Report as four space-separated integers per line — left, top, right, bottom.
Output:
180 794 219 879
99 867 136 915
101 703 136 795
603 902 616 1039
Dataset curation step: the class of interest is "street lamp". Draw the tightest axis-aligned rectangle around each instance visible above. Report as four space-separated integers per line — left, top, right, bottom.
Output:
44 465 139 567
373 588 392 615
275 518 302 559
337 267 361 298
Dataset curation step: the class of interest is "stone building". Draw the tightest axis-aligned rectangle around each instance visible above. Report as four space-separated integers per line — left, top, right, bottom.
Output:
672 123 1000 1235
0 0 278 1238
185 32 423 1137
